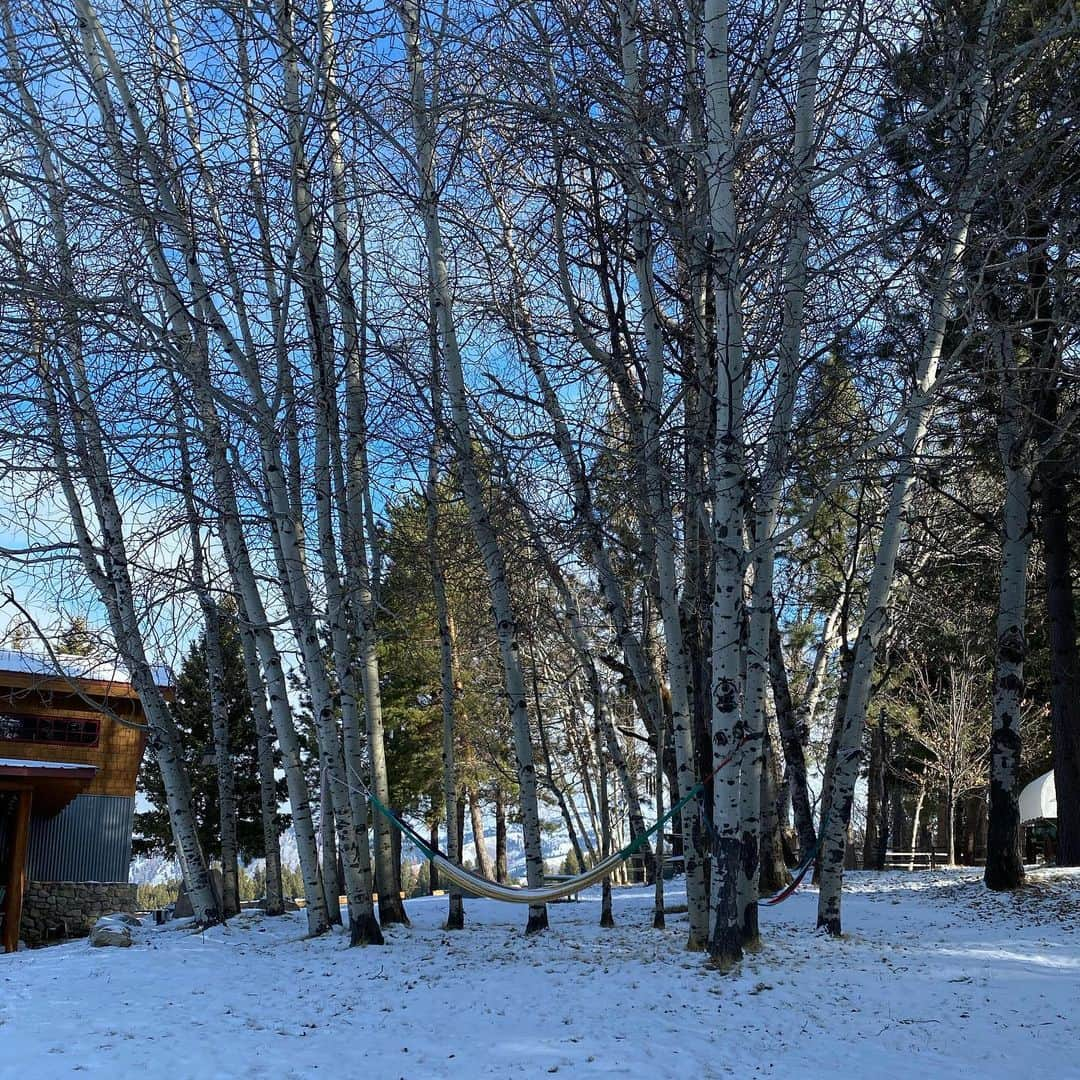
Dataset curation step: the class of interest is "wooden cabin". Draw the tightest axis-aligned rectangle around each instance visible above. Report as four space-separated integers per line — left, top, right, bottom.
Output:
0 650 164 950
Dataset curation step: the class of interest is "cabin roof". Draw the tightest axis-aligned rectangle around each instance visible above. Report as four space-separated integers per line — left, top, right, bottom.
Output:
0 757 98 814
0 649 171 696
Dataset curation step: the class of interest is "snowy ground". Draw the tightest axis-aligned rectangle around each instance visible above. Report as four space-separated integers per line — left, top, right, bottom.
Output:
2 868 1078 1079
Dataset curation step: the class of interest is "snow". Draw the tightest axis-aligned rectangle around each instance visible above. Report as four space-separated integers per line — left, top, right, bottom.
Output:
2 868 1077 1079
0 648 171 690
128 853 182 887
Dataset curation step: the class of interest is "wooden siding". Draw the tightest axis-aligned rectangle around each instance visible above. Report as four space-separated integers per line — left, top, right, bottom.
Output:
0 683 150 799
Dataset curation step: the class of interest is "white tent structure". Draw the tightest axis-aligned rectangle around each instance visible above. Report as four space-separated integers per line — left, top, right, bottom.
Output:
1019 770 1057 824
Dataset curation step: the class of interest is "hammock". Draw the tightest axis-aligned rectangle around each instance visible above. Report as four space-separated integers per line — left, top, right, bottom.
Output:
366 783 692 904
433 847 638 904
355 736 820 907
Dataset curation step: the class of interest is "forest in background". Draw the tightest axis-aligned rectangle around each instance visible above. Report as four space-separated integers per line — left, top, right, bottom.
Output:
0 0 1077 971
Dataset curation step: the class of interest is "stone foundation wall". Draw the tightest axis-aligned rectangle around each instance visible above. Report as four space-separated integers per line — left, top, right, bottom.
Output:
20 881 137 945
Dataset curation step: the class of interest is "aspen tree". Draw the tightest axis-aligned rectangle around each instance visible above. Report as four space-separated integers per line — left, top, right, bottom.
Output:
817 0 1000 934
396 0 549 933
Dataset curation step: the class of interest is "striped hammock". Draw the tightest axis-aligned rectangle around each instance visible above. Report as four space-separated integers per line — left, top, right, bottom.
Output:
368 787 686 904
356 736 821 907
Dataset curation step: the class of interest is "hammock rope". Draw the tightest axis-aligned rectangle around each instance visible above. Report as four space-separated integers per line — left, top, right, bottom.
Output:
760 816 826 905
691 779 828 906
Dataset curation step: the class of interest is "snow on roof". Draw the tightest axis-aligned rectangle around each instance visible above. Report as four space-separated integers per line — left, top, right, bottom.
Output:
0 649 171 690
1019 769 1057 824
0 757 98 772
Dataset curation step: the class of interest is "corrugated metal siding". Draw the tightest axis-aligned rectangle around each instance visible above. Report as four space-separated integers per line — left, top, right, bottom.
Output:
27 794 134 882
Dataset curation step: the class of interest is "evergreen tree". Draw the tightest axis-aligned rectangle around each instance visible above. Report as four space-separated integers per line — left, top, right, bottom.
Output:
3 618 33 651
378 485 504 822
134 606 286 862
56 615 95 657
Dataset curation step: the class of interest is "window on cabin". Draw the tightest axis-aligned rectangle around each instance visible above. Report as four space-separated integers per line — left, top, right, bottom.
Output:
0 712 100 747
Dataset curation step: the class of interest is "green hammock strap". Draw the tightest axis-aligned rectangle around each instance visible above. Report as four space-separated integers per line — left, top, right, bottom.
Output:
618 782 703 860
368 790 441 861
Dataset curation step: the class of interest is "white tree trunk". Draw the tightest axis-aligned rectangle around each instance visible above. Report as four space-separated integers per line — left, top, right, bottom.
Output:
618 0 709 948
985 327 1033 891
320 774 342 924
816 0 997 933
69 0 331 932
236 619 285 916
168 382 241 918
425 362 465 929
702 0 749 971
736 0 822 947
311 0 402 933
398 0 548 933
3 5 220 925
909 781 927 871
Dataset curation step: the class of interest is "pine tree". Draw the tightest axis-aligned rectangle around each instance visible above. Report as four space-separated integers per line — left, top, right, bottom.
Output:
56 616 95 657
134 608 286 863
378 487 508 835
